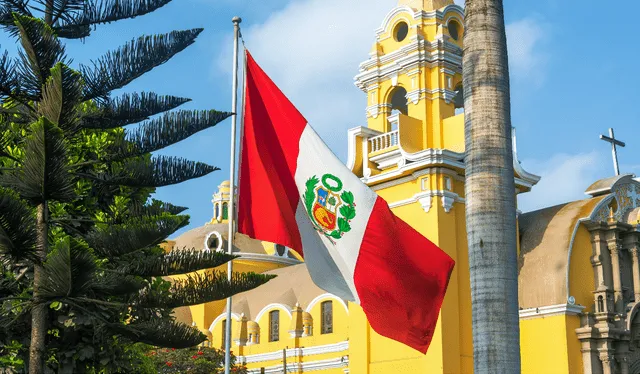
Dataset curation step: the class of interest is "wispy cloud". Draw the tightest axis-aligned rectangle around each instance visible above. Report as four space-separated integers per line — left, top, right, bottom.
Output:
216 0 396 160
517 151 611 213
506 17 549 83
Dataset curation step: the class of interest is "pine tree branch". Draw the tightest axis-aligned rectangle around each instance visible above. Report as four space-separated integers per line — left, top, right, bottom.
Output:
36 62 83 133
129 199 188 217
30 0 83 25
0 0 33 33
84 155 219 188
0 118 75 204
79 92 191 130
80 29 203 101
38 237 97 301
0 49 33 108
13 14 68 100
109 319 206 349
53 0 173 39
85 215 189 257
120 248 238 277
139 271 277 309
117 110 231 157
0 187 38 263
91 273 145 297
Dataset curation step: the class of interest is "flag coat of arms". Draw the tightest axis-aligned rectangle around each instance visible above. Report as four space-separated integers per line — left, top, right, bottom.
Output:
237 50 455 354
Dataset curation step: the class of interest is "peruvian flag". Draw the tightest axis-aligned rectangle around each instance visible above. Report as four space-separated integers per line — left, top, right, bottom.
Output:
237 50 455 354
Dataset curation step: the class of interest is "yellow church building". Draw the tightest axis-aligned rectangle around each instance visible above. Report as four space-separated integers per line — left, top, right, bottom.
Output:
168 1 640 373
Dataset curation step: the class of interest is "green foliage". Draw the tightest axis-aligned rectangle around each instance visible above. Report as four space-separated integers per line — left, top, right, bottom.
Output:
0 1 276 372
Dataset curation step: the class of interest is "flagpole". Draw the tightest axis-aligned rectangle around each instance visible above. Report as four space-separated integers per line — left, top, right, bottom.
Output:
224 15 242 374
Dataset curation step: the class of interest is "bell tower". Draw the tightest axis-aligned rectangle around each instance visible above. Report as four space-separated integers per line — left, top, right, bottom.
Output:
346 1 540 373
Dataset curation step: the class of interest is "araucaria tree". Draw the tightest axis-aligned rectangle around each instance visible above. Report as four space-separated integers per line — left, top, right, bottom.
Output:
463 0 521 373
0 1 274 373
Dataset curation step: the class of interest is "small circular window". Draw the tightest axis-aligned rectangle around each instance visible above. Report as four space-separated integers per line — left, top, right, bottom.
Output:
204 231 223 252
448 20 460 41
393 21 409 42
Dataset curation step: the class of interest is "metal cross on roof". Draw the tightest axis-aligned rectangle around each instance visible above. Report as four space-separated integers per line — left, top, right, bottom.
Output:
600 128 625 176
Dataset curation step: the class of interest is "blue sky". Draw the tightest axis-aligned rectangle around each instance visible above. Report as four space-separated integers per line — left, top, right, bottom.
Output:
1 0 639 237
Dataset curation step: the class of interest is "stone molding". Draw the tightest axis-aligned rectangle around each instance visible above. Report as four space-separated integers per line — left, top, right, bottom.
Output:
519 304 586 320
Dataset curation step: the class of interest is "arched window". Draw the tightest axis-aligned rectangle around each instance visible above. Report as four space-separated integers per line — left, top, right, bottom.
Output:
222 203 228 220
598 295 605 313
321 301 333 334
269 310 279 342
214 203 219 219
275 244 286 257
389 87 408 116
221 319 231 348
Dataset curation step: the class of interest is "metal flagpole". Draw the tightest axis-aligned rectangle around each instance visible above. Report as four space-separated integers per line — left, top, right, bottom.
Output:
224 15 242 374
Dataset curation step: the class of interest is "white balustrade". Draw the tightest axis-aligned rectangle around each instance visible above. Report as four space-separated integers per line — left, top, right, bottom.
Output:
368 130 399 153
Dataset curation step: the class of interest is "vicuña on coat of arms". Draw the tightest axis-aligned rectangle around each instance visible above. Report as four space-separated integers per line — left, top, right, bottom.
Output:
303 174 356 243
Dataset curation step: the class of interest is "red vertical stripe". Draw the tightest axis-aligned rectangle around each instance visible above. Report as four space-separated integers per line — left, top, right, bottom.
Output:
353 197 455 354
237 51 307 254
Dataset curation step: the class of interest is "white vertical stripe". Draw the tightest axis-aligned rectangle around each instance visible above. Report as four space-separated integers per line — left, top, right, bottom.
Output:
294 125 378 304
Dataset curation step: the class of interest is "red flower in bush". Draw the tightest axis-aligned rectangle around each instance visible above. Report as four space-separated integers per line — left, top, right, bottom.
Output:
197 351 204 355
172 348 176 351
192 355 198 359
166 361 173 367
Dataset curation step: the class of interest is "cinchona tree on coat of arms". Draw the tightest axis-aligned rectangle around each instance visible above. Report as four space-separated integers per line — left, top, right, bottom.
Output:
303 174 356 244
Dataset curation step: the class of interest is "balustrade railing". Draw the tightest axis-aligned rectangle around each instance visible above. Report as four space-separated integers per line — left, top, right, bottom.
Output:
368 130 399 153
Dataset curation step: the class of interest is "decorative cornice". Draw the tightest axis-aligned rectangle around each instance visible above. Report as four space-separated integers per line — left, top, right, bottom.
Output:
519 304 586 320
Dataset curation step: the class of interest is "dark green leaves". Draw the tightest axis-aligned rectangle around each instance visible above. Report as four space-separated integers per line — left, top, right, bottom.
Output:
80 92 192 130
85 216 189 257
111 320 206 349
13 14 67 100
122 110 231 156
122 249 238 277
139 271 277 309
0 118 75 203
39 237 97 301
80 29 203 101
54 0 174 40
38 63 83 132
0 187 37 263
102 156 218 188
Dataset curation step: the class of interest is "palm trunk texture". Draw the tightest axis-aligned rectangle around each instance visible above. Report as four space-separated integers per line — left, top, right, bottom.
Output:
29 203 48 374
463 0 521 373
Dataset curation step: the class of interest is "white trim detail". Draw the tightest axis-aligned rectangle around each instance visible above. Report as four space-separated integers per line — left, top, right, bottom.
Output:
236 252 301 266
246 356 349 374
203 230 223 253
305 293 350 315
519 304 585 320
388 190 464 210
418 196 432 213
209 312 241 332
254 303 293 324
238 341 349 365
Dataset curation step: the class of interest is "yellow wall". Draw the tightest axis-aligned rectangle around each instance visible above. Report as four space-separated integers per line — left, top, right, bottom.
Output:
520 315 583 374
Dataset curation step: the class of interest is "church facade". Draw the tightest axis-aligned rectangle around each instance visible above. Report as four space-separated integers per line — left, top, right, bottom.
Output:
168 1 640 373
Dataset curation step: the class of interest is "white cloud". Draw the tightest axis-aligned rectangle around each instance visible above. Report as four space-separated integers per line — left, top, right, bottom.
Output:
216 0 396 161
506 18 549 82
214 0 547 161
517 151 611 213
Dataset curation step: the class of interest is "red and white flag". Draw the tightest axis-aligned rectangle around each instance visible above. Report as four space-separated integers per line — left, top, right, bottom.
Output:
237 51 455 354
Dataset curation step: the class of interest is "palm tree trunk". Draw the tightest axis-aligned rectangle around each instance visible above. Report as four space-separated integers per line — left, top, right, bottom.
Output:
463 0 521 373
29 203 48 374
